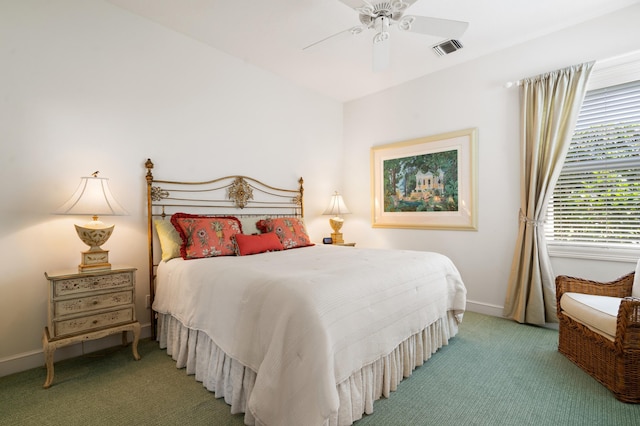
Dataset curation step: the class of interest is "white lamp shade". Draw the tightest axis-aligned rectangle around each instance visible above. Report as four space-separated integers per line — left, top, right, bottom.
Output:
55 176 128 217
323 191 350 216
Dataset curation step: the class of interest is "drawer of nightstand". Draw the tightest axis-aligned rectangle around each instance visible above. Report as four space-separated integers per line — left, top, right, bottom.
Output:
53 306 134 338
54 272 133 297
54 290 133 316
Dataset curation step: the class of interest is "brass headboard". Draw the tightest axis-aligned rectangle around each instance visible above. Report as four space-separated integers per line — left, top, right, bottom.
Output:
144 158 304 336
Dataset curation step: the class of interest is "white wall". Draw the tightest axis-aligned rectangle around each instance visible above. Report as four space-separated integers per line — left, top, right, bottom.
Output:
3 0 640 378
342 4 640 316
0 0 343 375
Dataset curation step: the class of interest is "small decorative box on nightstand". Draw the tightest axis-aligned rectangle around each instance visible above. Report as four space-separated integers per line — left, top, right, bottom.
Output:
42 266 141 388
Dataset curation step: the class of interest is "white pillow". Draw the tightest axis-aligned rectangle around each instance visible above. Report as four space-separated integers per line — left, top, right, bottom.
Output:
633 258 640 298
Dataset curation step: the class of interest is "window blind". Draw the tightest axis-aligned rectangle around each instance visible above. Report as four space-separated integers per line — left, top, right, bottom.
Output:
545 79 640 247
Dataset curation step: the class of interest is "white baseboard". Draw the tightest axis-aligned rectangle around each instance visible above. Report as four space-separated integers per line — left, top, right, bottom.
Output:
0 322 152 378
465 299 504 317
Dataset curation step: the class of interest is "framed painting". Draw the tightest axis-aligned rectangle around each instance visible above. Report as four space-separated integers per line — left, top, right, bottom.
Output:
370 128 478 230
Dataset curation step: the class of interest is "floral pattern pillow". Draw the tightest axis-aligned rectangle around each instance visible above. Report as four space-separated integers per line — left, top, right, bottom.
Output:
171 213 242 259
256 217 313 249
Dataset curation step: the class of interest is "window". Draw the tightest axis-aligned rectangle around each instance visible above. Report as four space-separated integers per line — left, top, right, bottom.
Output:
545 78 640 253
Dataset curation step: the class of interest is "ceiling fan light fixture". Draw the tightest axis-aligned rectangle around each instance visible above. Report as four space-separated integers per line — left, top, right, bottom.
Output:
432 39 463 56
398 16 415 31
373 15 390 42
372 15 391 72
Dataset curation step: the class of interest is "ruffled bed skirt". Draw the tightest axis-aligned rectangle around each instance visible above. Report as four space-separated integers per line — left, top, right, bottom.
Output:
157 312 460 426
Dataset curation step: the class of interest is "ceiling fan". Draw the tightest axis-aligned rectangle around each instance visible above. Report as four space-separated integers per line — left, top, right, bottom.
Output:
304 0 469 72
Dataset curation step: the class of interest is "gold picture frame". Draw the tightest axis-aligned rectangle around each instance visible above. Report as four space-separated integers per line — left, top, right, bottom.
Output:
371 128 478 230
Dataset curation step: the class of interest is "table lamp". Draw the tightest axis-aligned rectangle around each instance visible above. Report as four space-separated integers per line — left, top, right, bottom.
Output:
323 191 350 244
55 172 128 272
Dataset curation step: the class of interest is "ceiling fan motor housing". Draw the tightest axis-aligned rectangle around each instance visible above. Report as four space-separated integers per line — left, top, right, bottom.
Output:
358 1 408 26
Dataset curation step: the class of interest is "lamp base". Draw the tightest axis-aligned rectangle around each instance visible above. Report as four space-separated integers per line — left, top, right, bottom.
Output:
329 217 345 244
330 232 344 244
79 249 111 272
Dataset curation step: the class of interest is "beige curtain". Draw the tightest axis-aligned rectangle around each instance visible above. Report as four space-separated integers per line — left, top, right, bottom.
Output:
504 62 594 325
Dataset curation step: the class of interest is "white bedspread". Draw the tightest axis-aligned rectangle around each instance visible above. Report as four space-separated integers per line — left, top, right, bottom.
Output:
154 245 466 426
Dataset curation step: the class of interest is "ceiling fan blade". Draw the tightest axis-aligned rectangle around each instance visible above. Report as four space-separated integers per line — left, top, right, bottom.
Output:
401 0 419 7
338 0 369 11
303 25 365 51
398 15 469 39
372 36 390 72
372 16 390 72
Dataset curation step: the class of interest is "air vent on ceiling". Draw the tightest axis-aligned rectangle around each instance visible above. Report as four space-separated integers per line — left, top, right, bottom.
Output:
432 39 463 56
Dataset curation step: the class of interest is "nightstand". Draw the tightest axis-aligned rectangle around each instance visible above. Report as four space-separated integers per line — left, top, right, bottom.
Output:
42 266 141 388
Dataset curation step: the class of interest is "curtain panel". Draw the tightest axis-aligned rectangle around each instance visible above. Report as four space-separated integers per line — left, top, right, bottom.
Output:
504 62 594 325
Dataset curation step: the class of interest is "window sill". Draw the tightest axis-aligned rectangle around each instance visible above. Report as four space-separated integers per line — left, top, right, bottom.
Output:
547 243 640 263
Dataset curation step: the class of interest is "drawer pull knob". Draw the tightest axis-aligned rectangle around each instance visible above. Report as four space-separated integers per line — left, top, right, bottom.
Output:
93 301 98 305
92 320 98 324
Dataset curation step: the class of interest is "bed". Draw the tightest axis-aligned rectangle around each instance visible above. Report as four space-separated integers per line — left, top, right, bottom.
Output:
145 159 467 426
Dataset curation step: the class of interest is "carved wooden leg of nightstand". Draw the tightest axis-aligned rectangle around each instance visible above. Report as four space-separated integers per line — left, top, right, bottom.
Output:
131 322 141 361
42 328 55 389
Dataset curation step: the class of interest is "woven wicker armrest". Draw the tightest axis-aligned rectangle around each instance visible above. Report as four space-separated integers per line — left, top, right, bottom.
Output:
556 272 634 299
616 297 640 353
556 272 635 316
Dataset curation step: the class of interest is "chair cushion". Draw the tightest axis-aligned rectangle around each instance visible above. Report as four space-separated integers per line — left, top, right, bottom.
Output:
560 292 621 341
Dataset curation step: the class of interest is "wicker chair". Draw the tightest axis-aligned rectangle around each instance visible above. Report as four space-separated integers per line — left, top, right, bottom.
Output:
556 272 640 403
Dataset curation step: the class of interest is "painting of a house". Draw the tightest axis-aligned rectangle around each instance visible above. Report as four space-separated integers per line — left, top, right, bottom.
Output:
383 149 458 213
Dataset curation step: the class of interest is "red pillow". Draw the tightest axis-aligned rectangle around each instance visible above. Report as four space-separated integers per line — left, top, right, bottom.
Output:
256 217 313 249
170 213 242 259
234 233 283 256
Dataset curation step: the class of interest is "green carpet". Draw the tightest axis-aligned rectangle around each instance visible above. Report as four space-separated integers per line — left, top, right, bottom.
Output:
1 312 639 425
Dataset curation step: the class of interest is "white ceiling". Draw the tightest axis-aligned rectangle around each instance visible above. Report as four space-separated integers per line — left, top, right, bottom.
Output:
107 0 638 102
